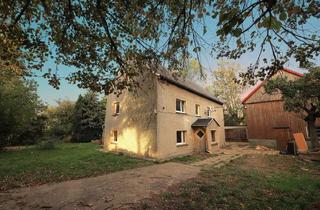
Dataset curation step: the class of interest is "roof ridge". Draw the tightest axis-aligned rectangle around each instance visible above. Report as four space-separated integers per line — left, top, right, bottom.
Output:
156 69 223 105
241 68 303 104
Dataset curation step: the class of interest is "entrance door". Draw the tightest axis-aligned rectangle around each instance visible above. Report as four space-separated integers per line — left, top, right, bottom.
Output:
194 128 206 153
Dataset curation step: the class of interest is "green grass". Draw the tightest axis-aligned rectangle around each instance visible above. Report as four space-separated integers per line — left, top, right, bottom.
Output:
134 155 320 210
171 153 217 164
0 143 152 191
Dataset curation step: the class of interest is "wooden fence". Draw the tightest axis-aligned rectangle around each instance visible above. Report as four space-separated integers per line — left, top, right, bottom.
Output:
225 126 248 142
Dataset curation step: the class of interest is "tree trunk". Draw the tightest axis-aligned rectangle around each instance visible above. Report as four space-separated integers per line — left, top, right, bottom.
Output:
307 119 320 150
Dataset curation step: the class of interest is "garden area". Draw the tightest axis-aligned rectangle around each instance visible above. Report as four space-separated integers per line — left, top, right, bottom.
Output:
133 155 320 210
0 143 152 191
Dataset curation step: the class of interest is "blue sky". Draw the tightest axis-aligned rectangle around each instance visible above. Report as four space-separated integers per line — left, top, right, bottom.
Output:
32 12 317 106
33 58 86 106
34 51 303 106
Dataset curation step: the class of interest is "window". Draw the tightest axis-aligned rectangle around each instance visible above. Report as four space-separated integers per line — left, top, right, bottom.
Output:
176 99 185 113
176 130 186 145
195 104 200 116
196 129 205 139
211 130 216 143
207 107 211 117
113 102 120 115
112 130 118 142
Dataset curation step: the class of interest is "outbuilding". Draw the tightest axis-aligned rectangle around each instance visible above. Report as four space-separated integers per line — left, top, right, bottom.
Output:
242 68 320 151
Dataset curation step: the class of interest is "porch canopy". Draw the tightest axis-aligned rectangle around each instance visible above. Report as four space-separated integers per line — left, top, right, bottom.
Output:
191 117 220 128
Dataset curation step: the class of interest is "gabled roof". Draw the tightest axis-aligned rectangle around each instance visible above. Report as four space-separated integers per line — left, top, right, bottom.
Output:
156 70 223 105
191 117 220 128
241 68 303 104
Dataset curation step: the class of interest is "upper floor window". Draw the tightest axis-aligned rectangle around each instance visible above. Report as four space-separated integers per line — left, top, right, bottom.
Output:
176 99 185 113
113 102 120 115
195 104 200 116
207 107 212 117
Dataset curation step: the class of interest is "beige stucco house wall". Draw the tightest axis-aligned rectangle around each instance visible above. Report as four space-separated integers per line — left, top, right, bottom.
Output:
103 71 225 159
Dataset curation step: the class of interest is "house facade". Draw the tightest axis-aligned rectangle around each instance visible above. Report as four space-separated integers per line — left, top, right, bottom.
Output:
103 71 225 159
242 68 320 151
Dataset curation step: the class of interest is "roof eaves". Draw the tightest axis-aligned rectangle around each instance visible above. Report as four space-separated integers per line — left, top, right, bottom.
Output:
191 118 213 127
282 67 304 77
159 74 223 105
241 81 264 104
241 68 304 104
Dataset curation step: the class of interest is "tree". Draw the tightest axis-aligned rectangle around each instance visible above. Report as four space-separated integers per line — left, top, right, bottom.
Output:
46 100 75 140
72 92 106 142
213 0 320 84
1 1 318 91
181 58 207 84
265 67 320 150
0 75 43 147
207 60 244 125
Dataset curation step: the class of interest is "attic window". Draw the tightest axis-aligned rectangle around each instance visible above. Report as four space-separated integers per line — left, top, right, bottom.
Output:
196 130 205 139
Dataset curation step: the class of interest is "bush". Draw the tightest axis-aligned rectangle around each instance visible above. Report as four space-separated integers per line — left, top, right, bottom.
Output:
37 139 56 150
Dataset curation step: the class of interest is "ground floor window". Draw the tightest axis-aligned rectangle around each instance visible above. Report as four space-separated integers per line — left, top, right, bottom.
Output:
211 130 216 143
176 130 186 145
112 130 118 142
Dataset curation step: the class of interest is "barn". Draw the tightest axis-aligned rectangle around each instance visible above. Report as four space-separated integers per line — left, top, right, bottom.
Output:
242 68 320 151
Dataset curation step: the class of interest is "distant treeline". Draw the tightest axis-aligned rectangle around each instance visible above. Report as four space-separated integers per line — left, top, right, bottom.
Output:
0 75 106 148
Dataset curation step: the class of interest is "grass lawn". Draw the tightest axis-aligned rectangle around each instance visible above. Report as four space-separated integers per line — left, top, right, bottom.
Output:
134 154 320 210
0 143 152 191
170 153 217 164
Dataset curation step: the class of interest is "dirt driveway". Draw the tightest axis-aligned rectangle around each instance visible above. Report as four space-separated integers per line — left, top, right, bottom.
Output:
0 162 200 210
0 143 277 210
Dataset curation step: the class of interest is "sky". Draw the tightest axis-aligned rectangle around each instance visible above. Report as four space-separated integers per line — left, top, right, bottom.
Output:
34 50 304 106
32 9 318 106
34 60 86 106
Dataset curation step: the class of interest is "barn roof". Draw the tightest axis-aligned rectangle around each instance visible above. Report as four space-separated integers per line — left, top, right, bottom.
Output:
241 68 304 104
156 70 223 105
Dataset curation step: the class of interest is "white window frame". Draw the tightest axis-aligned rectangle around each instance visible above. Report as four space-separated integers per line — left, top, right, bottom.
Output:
207 107 212 117
176 130 187 145
211 130 216 143
112 130 118 143
113 102 120 115
195 104 200 116
176 99 186 113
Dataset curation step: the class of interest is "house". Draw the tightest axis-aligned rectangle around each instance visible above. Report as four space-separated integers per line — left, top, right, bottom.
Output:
242 68 320 151
102 70 225 159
